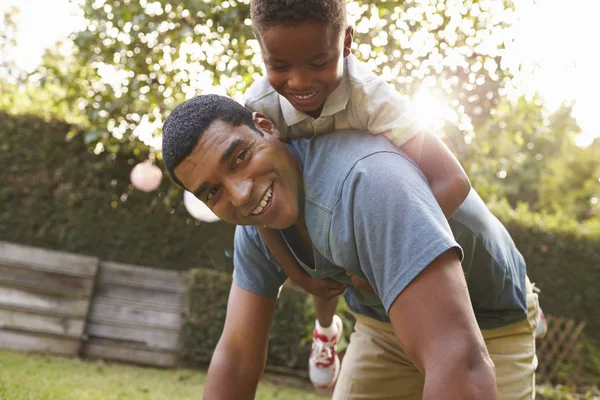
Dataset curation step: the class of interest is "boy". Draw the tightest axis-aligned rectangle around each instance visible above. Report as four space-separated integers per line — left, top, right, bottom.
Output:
244 0 471 389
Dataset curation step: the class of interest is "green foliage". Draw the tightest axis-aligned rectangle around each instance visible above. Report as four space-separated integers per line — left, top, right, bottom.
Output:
28 0 598 221
182 268 312 370
489 199 600 340
0 111 235 271
38 0 517 156
537 383 600 400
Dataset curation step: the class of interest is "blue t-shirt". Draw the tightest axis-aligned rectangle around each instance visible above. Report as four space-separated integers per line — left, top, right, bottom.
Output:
233 130 527 330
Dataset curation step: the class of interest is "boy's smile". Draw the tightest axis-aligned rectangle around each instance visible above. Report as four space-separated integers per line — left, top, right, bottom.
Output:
258 23 353 119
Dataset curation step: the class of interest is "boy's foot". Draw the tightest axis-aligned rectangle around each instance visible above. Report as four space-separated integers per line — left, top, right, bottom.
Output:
309 315 343 389
536 307 548 341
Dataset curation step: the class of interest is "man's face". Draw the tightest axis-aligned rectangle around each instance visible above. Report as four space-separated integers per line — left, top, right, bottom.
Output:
174 117 302 229
258 23 352 119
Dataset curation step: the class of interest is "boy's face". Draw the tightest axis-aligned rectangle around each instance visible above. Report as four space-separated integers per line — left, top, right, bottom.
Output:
258 23 353 119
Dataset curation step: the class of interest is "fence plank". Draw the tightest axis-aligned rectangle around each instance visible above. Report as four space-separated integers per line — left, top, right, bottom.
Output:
86 322 179 350
83 338 178 367
0 308 84 337
99 262 186 292
0 285 90 317
0 241 98 277
88 298 181 329
0 329 80 356
0 264 93 297
94 284 183 310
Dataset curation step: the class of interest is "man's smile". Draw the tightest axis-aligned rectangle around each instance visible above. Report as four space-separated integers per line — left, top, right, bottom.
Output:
251 184 274 216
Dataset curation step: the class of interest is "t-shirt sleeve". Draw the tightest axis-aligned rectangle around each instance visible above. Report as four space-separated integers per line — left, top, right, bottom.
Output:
334 151 463 313
233 225 288 299
352 77 425 148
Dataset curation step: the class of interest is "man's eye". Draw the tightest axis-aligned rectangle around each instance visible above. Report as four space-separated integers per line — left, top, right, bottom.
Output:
270 65 288 71
206 187 219 201
234 150 247 166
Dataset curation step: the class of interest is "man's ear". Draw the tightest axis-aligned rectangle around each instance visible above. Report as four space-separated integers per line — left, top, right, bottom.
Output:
343 26 354 57
252 112 280 139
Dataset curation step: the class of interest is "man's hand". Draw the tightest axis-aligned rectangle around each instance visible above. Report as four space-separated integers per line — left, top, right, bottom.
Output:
296 275 347 299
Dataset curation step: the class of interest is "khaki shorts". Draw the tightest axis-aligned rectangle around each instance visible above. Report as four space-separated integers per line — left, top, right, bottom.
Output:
333 278 539 400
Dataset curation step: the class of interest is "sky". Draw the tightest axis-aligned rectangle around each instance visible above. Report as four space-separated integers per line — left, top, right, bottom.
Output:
0 0 598 146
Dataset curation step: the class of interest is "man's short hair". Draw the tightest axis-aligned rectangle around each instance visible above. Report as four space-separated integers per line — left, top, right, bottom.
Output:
161 94 260 187
250 0 347 38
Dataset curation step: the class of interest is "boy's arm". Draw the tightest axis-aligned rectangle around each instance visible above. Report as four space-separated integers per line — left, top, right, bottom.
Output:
350 68 470 218
400 130 470 218
257 227 346 299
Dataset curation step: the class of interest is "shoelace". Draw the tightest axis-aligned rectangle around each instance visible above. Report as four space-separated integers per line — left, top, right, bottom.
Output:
312 338 335 365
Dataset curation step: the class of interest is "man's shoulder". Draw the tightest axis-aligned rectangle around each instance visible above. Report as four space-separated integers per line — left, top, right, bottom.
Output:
235 224 262 249
244 75 278 110
293 131 419 210
300 130 413 171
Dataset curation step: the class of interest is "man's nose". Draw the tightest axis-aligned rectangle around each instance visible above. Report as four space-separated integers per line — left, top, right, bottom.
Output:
228 177 253 208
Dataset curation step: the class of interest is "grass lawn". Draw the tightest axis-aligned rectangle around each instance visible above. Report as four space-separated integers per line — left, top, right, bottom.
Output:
0 350 327 400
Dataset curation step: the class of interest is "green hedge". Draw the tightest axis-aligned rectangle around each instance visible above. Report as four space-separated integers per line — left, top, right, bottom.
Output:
181 268 312 370
489 201 600 341
0 111 235 271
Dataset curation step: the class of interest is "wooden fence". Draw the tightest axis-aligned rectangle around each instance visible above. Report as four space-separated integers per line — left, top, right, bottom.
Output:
0 241 98 356
82 261 187 367
0 241 186 367
0 240 595 380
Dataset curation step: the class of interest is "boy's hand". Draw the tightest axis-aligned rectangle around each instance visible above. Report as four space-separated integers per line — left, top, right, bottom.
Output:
346 272 375 293
296 275 347 299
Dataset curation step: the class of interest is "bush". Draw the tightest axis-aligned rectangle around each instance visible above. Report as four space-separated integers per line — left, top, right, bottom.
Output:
537 383 600 400
489 200 600 342
181 268 311 370
0 111 235 271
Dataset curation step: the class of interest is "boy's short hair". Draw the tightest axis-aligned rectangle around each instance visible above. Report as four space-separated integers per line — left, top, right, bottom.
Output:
250 0 347 38
161 94 261 188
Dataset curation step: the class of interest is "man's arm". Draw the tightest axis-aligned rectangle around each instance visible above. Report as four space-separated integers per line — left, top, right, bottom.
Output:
388 249 496 400
204 282 276 400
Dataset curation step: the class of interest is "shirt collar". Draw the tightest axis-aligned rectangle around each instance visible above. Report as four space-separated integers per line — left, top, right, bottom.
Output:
280 57 351 127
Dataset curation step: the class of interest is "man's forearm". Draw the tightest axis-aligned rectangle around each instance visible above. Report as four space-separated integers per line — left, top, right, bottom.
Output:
204 347 264 400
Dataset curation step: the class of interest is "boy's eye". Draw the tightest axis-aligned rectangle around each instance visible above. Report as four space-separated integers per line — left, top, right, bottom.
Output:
270 65 288 71
234 150 247 166
311 61 328 68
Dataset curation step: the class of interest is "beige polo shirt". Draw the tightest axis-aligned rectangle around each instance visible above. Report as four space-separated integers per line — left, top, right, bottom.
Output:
244 54 423 147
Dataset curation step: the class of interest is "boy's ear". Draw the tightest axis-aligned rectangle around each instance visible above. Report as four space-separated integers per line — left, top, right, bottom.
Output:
252 112 280 139
343 26 354 57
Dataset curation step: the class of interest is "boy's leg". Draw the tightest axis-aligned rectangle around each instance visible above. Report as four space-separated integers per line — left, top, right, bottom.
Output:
482 277 539 400
313 295 339 327
309 295 342 388
332 313 424 400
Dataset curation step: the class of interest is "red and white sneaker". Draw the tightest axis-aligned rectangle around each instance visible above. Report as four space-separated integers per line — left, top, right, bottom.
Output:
309 315 343 389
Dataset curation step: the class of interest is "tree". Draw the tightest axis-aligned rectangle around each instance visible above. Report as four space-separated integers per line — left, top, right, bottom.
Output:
38 0 517 158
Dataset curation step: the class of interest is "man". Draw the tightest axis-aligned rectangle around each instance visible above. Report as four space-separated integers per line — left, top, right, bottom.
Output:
161 95 539 400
